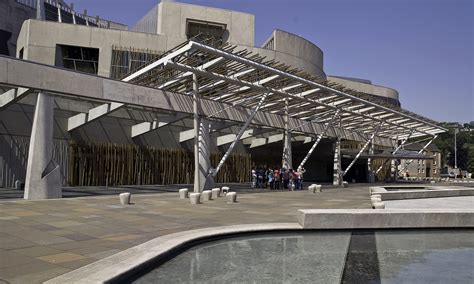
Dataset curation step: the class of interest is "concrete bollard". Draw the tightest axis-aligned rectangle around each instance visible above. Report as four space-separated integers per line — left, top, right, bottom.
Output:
179 188 189 199
222 186 230 194
202 190 212 201
314 184 322 193
373 201 385 209
119 192 131 205
371 197 382 204
342 181 349 188
189 193 201 205
226 192 237 203
211 188 221 199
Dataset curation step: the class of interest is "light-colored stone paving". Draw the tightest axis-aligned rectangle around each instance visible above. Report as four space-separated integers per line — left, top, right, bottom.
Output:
384 196 474 209
0 184 376 283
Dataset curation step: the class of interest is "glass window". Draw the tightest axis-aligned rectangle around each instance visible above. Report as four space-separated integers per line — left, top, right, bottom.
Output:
186 20 226 44
57 45 99 75
110 47 163 80
44 2 59 22
75 16 87 25
61 10 74 24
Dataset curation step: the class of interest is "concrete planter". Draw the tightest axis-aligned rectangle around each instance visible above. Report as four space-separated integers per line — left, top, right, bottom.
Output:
222 186 230 194
179 188 189 199
308 184 322 193
202 190 212 201
211 188 221 199
119 192 131 205
189 193 201 205
373 201 385 209
226 192 237 203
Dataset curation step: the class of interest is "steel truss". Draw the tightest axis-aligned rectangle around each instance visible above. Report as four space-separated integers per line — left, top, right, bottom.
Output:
121 40 446 175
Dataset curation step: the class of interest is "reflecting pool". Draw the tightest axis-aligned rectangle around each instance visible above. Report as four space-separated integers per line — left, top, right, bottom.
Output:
133 230 473 283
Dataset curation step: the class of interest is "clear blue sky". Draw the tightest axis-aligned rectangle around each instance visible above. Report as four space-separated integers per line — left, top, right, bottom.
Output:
73 0 473 123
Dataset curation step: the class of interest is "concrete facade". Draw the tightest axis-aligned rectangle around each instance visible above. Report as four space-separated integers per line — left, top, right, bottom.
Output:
133 1 255 47
328 76 400 106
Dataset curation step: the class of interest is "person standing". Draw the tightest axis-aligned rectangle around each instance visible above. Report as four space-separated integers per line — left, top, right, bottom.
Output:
257 168 264 189
297 167 306 190
251 168 257 188
294 170 300 190
288 169 295 191
267 169 274 189
273 168 280 190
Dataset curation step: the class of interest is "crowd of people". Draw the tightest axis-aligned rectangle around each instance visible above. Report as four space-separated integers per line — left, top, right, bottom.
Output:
251 167 306 190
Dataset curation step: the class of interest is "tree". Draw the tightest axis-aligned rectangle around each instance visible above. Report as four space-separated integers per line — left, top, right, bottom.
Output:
432 122 474 172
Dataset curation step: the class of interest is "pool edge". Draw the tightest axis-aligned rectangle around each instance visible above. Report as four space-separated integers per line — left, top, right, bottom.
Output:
44 223 303 284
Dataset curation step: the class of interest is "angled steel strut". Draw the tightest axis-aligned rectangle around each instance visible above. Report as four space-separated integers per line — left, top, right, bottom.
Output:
343 121 384 176
297 110 340 171
209 93 270 177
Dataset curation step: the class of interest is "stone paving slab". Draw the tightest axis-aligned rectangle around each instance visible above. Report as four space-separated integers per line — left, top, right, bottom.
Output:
384 196 474 209
0 184 376 283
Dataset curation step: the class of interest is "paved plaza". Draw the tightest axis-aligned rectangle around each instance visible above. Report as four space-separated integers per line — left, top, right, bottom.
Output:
0 183 374 283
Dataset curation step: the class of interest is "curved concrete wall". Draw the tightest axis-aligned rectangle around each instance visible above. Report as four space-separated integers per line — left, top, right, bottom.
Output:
244 46 326 79
327 76 400 106
260 29 325 78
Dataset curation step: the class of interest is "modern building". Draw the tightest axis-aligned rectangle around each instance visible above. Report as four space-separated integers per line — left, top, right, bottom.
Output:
0 0 445 198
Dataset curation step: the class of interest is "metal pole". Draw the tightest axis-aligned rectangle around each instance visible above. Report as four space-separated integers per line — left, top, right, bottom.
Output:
343 121 384 176
454 128 458 169
36 0 44 20
282 98 292 169
298 110 340 171
193 73 201 192
210 93 269 177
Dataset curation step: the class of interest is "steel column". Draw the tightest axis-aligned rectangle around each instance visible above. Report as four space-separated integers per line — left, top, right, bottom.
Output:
282 98 292 169
333 137 342 186
367 138 375 183
193 73 201 192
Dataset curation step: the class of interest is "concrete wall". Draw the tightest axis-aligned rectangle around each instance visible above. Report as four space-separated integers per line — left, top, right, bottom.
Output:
156 1 255 47
328 76 400 106
17 20 176 76
261 30 325 78
132 3 159 34
17 19 327 83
